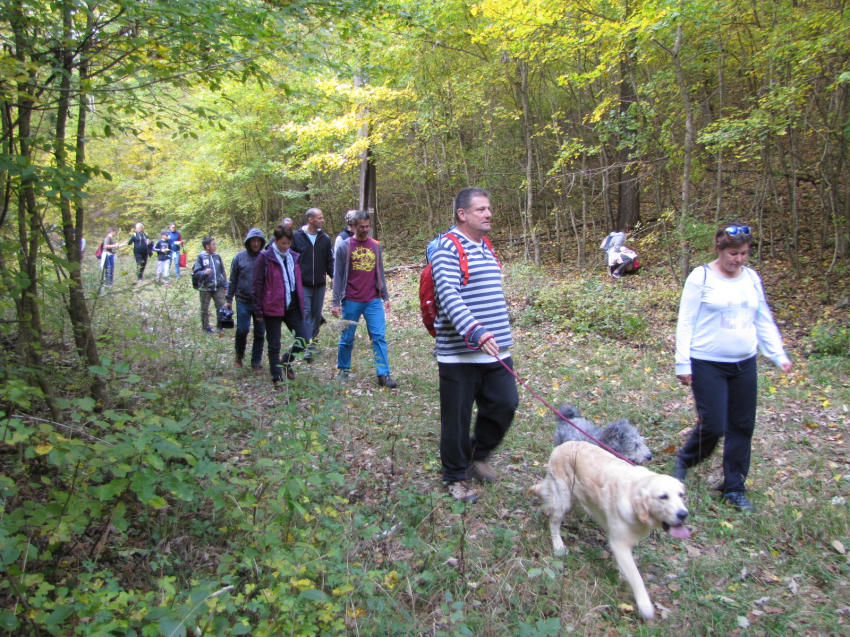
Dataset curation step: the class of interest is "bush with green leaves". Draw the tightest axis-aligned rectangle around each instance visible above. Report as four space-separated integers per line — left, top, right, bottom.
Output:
807 317 850 358
533 277 649 339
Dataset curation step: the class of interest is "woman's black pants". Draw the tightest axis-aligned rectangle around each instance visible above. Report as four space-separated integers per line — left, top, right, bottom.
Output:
678 356 758 493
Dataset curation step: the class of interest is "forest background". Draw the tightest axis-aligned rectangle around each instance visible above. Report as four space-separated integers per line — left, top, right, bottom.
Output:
1 0 849 635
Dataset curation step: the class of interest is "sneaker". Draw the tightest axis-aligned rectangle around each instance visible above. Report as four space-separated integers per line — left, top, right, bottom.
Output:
612 271 623 279
203 327 214 334
336 369 350 382
473 461 498 482
377 375 397 389
672 457 688 482
447 481 479 503
723 491 756 513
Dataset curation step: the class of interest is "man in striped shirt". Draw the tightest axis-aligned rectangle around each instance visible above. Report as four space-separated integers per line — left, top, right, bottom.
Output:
431 188 519 503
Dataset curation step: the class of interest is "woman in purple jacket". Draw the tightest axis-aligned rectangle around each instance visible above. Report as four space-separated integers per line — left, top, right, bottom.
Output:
253 224 310 384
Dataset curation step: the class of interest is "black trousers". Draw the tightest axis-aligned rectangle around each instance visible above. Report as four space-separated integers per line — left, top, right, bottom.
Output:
678 356 758 493
134 253 148 280
438 358 519 482
264 308 310 382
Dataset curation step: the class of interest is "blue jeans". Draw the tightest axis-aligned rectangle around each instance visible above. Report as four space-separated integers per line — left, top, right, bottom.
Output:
337 298 390 376
103 254 115 285
171 251 181 277
302 285 326 342
235 300 265 367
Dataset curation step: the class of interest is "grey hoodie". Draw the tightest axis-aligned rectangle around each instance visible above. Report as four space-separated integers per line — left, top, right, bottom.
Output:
226 228 267 304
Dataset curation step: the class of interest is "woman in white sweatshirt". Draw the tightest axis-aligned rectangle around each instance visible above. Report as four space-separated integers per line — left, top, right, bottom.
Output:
672 222 793 513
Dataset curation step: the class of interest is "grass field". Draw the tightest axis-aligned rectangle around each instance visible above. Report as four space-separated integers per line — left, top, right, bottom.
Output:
2 248 849 636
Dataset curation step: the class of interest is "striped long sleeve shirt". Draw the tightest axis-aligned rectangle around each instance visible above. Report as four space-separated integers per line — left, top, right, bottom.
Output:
431 232 513 361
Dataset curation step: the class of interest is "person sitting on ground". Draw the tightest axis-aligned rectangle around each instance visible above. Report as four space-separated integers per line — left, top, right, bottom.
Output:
226 228 267 371
252 224 310 385
193 236 228 334
152 231 172 285
609 244 638 279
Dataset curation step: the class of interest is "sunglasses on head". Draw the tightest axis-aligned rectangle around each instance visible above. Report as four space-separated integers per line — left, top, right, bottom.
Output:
725 226 751 236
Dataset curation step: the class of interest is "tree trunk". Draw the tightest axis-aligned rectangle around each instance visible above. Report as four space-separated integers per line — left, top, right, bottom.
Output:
518 61 540 265
617 47 640 230
55 5 107 406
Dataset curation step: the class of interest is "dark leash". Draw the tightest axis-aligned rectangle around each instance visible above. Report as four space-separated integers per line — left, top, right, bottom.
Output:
474 336 636 466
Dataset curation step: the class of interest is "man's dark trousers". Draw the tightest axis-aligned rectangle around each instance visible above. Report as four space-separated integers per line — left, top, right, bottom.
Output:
438 358 519 482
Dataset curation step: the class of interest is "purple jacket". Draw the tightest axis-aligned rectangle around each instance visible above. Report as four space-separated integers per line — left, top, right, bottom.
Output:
252 246 305 319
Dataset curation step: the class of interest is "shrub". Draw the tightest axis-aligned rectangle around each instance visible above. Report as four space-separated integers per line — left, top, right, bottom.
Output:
807 318 850 358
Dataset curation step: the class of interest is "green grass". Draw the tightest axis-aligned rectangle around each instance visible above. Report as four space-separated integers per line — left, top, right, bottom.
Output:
1 256 849 635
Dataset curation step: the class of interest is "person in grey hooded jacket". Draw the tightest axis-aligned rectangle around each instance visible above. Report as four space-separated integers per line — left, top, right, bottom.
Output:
225 228 267 370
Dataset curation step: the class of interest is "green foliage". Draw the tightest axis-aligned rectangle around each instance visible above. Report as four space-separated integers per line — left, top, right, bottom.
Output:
807 317 850 358
532 277 649 339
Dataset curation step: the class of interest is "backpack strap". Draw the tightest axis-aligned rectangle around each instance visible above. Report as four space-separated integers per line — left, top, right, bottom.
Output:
444 232 469 285
481 236 502 269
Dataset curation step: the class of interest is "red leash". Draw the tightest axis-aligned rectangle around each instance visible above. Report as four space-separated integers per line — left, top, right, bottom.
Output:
474 335 635 466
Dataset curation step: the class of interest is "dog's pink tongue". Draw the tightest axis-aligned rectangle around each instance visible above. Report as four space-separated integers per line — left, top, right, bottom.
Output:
669 525 691 539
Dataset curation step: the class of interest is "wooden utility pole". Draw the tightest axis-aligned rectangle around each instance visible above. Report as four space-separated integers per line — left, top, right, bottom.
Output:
355 73 377 238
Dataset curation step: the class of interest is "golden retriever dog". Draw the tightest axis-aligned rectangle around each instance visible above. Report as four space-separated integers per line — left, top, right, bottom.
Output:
529 441 690 623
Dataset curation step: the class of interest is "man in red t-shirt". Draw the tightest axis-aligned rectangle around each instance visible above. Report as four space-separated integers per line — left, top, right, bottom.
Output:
331 210 396 388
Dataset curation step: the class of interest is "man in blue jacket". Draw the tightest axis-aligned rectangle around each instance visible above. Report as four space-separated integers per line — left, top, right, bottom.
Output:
226 228 267 369
292 208 334 357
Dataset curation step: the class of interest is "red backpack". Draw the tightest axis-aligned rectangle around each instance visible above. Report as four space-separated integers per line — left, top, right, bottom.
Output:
419 232 500 337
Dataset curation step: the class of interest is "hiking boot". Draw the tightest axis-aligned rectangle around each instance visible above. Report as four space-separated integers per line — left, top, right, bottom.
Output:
612 270 623 279
285 366 296 381
473 461 498 482
377 375 397 389
672 457 688 482
723 491 756 513
447 481 479 503
234 358 243 369
203 327 215 334
336 369 350 382
252 364 263 374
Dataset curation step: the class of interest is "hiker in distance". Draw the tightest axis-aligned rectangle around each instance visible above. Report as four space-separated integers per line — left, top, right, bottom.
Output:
292 208 334 358
430 187 518 503
226 228 267 371
331 210 397 388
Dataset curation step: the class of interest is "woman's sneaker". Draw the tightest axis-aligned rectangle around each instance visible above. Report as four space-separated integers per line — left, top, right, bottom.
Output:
723 491 756 513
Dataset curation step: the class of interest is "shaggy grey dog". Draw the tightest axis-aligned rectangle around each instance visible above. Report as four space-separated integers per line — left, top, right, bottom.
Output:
553 404 652 465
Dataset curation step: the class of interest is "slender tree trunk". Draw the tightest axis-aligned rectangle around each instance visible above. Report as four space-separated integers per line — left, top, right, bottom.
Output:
658 23 693 280
518 61 540 265
12 3 61 421
55 4 107 405
617 45 640 230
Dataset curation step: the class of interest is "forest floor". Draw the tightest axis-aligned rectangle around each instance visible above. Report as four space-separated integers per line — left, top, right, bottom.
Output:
6 248 850 636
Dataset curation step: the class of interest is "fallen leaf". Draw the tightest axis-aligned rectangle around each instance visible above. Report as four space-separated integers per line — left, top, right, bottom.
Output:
662 445 677 454
668 581 681 592
686 545 702 557
763 606 783 614
737 616 750 628
617 603 634 613
788 578 799 595
832 540 846 555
